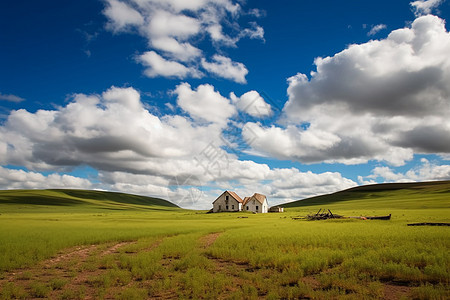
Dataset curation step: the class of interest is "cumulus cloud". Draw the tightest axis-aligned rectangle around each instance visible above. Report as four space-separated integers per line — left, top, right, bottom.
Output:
103 0 144 32
411 0 445 16
245 15 450 166
230 91 272 117
147 10 200 39
175 83 236 126
201 55 248 83
0 85 360 209
151 37 201 62
359 158 450 184
0 93 25 103
102 0 263 81
0 86 225 174
0 167 92 190
137 51 203 78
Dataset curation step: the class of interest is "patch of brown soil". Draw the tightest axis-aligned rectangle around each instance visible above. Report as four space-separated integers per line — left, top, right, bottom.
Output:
48 244 98 265
0 240 139 299
198 232 222 249
383 282 413 300
101 240 136 256
301 276 321 290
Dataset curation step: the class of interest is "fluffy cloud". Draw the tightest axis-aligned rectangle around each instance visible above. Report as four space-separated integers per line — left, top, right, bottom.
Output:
359 158 450 184
0 86 224 173
137 51 203 78
147 10 200 39
0 85 360 209
103 0 144 32
0 167 92 190
175 83 236 126
410 0 445 16
231 91 272 117
245 15 450 166
151 37 201 62
201 55 248 83
102 0 263 81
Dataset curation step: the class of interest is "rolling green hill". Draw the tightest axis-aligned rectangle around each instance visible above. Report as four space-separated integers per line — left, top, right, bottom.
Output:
0 189 180 211
281 180 450 211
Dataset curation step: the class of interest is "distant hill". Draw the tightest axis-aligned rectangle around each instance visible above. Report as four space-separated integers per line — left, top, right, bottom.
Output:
281 180 450 210
0 189 180 211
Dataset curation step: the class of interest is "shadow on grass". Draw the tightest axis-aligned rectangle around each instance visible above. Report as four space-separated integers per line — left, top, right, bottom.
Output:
0 194 84 206
0 189 181 210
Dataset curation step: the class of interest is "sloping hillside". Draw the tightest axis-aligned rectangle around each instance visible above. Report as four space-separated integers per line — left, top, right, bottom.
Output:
281 180 450 210
0 189 180 211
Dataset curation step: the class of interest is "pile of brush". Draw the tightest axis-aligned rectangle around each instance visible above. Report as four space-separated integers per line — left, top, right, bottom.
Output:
306 209 343 220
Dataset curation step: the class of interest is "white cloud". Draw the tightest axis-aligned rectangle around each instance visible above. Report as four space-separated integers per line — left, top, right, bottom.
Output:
175 83 236 126
151 37 201 62
367 24 387 36
137 51 203 78
411 0 445 16
0 85 360 209
147 10 200 39
201 55 248 83
0 86 224 173
230 91 272 117
102 0 263 81
0 167 92 190
245 15 450 166
0 93 25 103
103 0 144 32
360 158 450 183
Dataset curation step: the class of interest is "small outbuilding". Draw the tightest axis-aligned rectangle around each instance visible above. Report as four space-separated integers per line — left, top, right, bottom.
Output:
268 206 284 213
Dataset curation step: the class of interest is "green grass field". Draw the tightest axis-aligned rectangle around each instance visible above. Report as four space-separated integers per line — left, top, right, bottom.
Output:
0 183 449 299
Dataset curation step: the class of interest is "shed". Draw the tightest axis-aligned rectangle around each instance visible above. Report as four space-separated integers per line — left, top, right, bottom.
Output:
268 206 284 213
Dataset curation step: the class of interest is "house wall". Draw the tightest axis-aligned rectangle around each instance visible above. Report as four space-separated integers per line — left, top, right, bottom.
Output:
244 198 268 213
213 192 241 212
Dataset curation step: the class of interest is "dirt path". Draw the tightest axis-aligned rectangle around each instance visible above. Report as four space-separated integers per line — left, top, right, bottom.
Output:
0 240 137 299
198 232 222 249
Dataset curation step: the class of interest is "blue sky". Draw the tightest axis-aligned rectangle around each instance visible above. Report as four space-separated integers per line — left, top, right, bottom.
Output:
1 0 450 209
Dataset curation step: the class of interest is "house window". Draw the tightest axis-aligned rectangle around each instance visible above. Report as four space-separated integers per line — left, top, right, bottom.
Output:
246 206 249 210
232 205 234 210
226 205 229 210
256 206 259 211
226 195 229 201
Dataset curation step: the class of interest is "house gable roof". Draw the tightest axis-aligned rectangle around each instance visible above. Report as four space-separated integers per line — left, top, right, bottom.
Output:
243 193 267 205
212 190 243 204
252 193 266 204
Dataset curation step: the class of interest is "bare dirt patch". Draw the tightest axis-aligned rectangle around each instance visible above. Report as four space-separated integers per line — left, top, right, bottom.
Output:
48 244 98 265
101 240 136 256
0 240 139 299
383 282 413 300
198 232 222 249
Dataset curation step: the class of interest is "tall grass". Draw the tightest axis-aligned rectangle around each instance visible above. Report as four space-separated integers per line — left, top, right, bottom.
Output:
0 185 449 298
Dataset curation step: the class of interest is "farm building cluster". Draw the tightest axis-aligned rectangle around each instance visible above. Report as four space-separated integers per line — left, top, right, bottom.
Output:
212 191 283 213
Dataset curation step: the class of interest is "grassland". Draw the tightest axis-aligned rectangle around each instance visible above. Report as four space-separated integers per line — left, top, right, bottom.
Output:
0 183 449 299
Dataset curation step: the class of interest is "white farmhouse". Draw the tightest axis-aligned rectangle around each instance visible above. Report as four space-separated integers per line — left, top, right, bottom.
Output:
243 193 268 213
212 191 268 213
212 191 243 212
